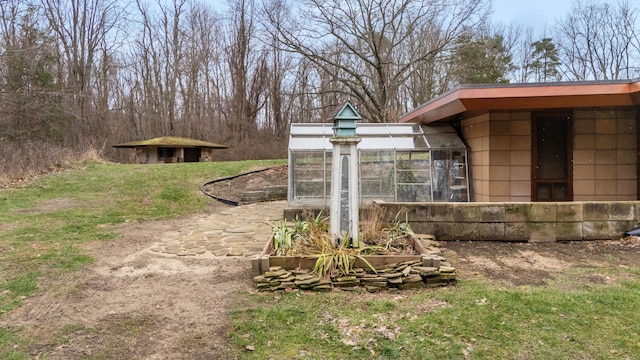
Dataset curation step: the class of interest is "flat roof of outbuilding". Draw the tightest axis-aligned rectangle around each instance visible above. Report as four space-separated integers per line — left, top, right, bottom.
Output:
113 136 228 149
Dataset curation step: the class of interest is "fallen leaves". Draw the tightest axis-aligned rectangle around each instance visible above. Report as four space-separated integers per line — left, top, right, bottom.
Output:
373 324 398 340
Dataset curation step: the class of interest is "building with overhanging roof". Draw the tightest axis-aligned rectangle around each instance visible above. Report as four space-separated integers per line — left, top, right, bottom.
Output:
113 136 228 164
284 81 640 241
400 79 640 203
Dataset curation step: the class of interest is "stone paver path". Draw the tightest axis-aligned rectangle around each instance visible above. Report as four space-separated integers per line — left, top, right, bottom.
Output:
150 201 286 257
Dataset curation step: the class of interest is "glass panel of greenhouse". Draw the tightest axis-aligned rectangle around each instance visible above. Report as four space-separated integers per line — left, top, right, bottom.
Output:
288 123 470 206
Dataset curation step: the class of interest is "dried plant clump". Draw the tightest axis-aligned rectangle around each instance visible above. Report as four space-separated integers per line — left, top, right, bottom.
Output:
270 208 417 278
359 203 387 243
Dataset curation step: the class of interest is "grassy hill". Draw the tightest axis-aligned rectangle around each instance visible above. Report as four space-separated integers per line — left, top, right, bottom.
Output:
0 159 285 358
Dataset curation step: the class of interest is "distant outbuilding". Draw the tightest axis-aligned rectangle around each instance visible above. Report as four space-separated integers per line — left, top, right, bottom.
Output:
113 136 228 164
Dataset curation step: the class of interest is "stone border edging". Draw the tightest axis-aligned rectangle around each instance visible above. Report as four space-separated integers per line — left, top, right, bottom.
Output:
199 167 278 206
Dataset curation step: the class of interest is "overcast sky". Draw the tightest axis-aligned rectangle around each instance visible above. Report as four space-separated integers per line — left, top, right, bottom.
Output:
491 0 629 33
491 0 573 30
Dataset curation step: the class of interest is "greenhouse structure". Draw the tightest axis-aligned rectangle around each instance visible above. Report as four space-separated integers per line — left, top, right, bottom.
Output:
288 123 470 206
286 81 640 241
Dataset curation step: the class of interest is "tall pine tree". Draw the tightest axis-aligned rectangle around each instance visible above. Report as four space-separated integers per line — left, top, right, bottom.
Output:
529 38 562 82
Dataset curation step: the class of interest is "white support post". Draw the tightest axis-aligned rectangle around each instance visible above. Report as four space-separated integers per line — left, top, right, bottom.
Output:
329 138 360 247
329 142 342 246
329 100 362 248
349 142 359 247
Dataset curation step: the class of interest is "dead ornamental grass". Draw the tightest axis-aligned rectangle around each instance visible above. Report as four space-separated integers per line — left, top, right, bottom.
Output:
0 140 106 187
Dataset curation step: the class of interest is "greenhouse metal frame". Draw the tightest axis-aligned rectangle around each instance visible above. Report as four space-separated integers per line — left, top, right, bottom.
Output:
288 123 470 206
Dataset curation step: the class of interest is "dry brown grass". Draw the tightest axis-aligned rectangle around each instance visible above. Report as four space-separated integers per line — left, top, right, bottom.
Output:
359 203 389 244
0 140 107 187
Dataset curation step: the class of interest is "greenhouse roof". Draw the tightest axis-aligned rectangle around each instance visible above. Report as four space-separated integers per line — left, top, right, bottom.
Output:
289 123 466 151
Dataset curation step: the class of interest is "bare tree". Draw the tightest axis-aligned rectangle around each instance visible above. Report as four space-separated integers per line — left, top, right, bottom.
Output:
41 0 124 144
494 23 531 83
133 0 191 137
180 3 217 139
555 0 640 80
258 0 296 134
223 0 268 142
264 0 490 122
288 57 323 123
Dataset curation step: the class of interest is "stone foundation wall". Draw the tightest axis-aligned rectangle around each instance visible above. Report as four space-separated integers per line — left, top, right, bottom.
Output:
240 185 287 204
285 201 640 242
379 201 640 242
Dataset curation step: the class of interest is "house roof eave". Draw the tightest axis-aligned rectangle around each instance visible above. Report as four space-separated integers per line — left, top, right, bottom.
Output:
400 79 640 124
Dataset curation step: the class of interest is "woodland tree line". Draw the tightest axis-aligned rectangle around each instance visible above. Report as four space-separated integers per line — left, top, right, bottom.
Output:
1 0 640 177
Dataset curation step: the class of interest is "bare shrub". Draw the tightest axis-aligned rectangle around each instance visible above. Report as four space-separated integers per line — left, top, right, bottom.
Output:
0 140 106 186
214 131 287 161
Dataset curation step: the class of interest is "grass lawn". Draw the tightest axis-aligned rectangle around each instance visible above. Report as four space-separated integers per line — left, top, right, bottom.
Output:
1 159 639 359
229 268 640 359
0 159 284 359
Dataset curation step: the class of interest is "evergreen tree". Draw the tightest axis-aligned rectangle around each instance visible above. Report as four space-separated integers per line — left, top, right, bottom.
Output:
529 38 562 82
448 33 513 85
0 3 62 141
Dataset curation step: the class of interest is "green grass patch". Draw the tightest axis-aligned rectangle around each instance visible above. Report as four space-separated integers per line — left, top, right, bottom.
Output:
229 267 640 359
3 272 39 297
0 328 28 360
1 272 39 315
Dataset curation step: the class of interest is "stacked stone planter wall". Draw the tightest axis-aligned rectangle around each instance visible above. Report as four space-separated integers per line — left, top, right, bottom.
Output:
284 201 640 242
252 235 456 292
253 255 456 292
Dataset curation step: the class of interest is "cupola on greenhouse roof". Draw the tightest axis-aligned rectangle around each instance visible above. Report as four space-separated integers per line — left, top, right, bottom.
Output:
332 101 361 137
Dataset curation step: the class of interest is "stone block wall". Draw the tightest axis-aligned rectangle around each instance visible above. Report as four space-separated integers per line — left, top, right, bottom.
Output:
253 257 456 292
573 109 637 200
461 111 533 202
460 108 637 202
240 185 287 204
377 201 639 242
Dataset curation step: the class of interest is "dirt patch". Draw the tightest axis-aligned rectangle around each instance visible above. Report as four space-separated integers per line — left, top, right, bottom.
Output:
14 197 81 214
3 212 253 359
441 240 640 286
202 165 288 204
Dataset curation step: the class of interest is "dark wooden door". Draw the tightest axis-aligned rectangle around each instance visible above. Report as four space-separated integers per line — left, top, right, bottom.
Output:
532 112 573 201
183 148 201 162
